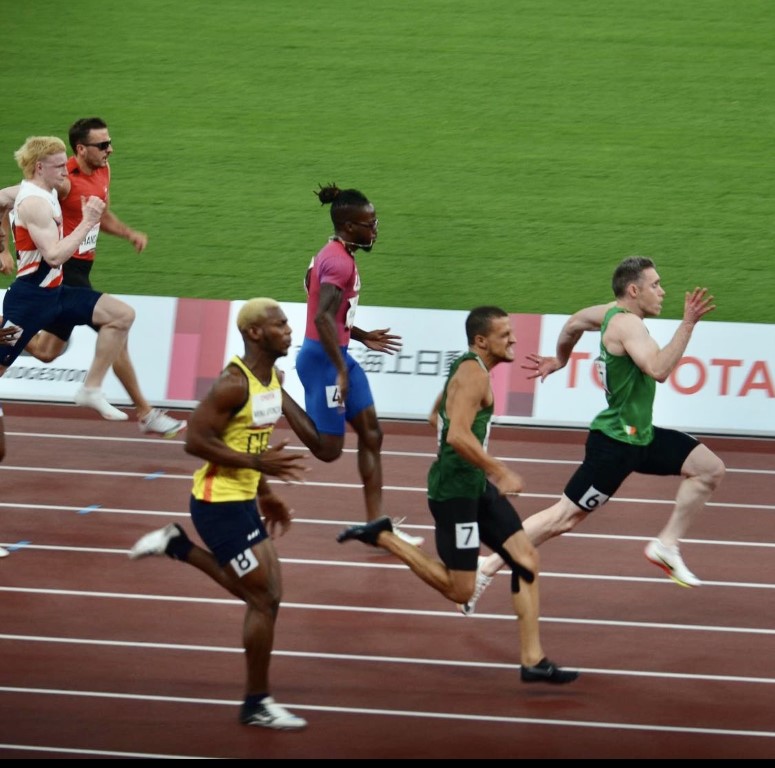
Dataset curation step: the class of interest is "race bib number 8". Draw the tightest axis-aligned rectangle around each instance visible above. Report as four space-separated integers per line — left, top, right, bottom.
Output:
230 547 259 576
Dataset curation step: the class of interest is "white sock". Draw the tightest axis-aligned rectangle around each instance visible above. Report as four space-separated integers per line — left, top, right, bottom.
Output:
76 386 129 421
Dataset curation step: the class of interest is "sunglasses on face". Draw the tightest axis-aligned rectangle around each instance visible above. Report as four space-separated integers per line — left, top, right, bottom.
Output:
349 218 379 231
83 140 112 151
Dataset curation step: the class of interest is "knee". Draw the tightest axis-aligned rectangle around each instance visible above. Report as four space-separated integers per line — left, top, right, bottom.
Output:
358 424 383 452
516 545 540 578
245 583 281 616
103 302 135 332
311 444 343 463
502 535 540 589
707 457 726 490
266 590 281 618
120 305 136 330
693 454 725 492
33 349 59 364
508 550 539 592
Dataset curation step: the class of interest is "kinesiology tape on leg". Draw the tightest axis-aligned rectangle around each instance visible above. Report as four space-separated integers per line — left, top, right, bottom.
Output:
498 551 535 594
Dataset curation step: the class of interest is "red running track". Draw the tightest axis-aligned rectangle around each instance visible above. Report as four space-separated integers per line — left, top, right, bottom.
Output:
1 402 774 759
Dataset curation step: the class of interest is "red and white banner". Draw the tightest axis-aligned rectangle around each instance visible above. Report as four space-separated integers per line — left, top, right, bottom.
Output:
1 291 773 437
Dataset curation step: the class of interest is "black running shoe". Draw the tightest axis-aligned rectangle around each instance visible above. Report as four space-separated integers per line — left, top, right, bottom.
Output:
336 516 393 546
520 658 579 684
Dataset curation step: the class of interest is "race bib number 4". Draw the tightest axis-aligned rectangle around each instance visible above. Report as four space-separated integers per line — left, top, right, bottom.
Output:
325 384 344 410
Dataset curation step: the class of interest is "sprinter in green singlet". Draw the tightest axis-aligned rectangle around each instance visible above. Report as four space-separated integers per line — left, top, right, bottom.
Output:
463 257 725 616
337 306 579 685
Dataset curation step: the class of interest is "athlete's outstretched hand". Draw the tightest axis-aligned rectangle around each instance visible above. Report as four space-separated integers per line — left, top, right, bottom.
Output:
360 328 402 355
683 287 716 325
522 353 563 382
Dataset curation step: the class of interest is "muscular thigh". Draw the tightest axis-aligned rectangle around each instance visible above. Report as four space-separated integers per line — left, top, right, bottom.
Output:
189 496 269 573
295 338 346 435
343 353 375 421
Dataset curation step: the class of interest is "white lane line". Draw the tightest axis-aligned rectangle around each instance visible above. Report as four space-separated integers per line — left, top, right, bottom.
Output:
5 431 775 474
1 633 774 685
0 686 773 740
1 587 774 633
0 743 216 759
1 474 774 512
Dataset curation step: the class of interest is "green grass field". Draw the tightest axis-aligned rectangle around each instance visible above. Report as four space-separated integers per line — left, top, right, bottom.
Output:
3 1 774 323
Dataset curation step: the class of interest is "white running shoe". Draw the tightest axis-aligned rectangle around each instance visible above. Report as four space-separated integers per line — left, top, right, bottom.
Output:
392 516 425 547
644 539 701 587
129 523 183 560
139 408 187 438
458 556 494 616
74 386 128 421
0 546 9 558
239 696 307 730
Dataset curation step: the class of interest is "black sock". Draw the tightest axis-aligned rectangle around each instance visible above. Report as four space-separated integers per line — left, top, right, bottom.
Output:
244 693 269 709
166 527 193 561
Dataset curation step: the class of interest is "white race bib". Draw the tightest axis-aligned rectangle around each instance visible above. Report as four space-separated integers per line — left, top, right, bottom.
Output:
79 223 101 253
251 389 282 426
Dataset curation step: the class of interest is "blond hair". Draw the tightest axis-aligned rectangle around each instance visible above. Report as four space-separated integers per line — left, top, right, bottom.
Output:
13 136 67 179
237 298 280 332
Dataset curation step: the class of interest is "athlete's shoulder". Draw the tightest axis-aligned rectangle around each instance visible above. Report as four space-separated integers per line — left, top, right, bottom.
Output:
317 239 346 260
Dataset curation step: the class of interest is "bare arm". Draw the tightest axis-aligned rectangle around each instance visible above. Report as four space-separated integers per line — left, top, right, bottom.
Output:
445 360 525 495
0 209 13 275
523 302 614 381
184 366 307 482
99 207 148 253
59 179 148 253
281 388 323 454
0 184 20 217
18 193 105 267
351 325 402 354
618 288 715 383
428 391 442 431
555 303 612 364
315 282 349 404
